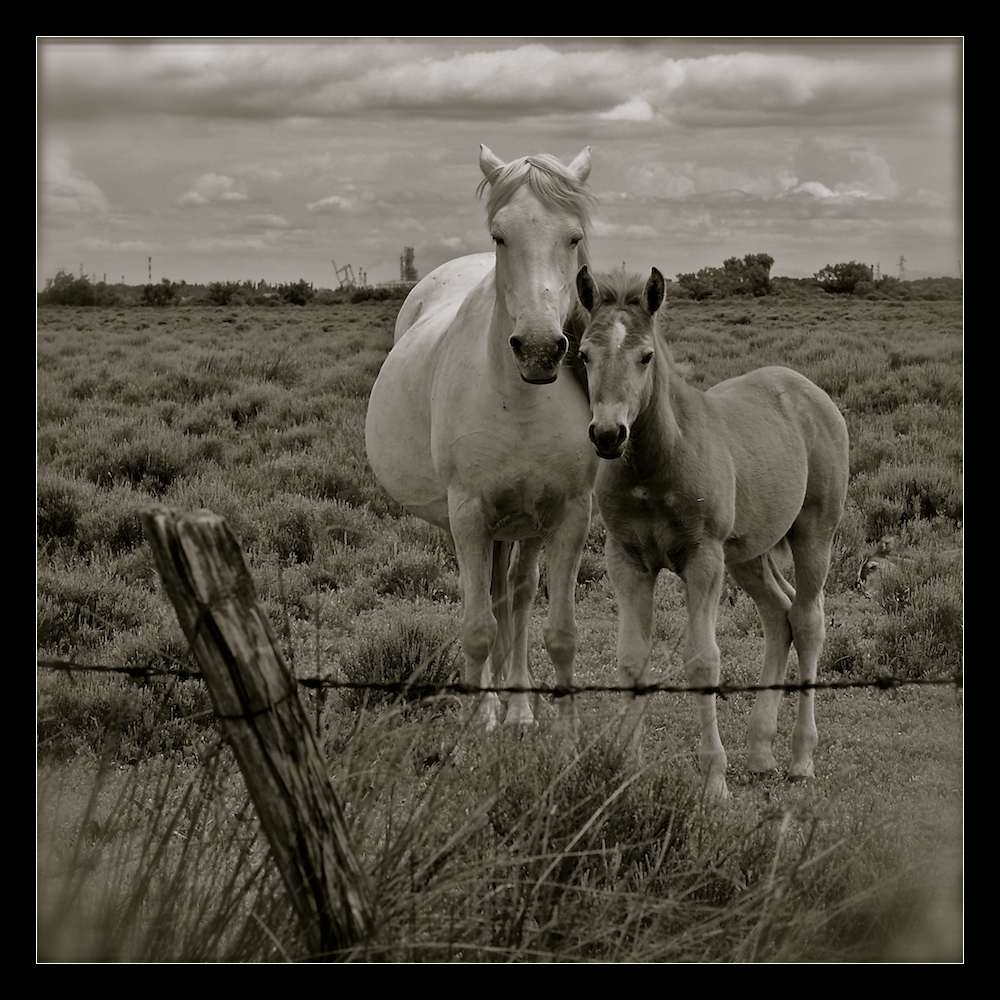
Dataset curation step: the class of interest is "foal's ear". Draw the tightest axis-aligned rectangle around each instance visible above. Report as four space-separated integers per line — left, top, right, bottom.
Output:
576 266 599 313
645 268 665 314
479 144 506 180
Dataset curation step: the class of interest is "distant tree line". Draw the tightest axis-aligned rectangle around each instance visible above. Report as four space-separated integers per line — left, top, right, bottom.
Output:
38 261 963 308
37 270 413 308
670 256 962 302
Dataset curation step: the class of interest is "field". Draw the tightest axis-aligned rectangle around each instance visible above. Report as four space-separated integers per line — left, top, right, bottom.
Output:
36 293 963 962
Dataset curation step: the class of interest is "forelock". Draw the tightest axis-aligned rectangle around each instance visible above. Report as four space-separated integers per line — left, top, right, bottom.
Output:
478 154 595 229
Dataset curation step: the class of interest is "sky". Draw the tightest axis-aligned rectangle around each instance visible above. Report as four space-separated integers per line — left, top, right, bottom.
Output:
37 37 963 290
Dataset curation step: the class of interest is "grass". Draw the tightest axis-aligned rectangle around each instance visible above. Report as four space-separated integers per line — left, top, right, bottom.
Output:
37 295 962 961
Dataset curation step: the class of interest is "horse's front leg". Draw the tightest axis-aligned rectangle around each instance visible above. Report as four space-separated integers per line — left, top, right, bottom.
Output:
504 536 543 727
605 534 656 757
681 543 730 800
540 494 592 741
449 496 501 730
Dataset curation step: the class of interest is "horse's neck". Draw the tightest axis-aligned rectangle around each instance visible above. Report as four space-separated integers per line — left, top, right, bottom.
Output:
631 341 694 463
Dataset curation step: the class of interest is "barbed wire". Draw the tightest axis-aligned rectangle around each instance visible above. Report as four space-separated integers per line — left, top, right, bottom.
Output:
36 657 963 699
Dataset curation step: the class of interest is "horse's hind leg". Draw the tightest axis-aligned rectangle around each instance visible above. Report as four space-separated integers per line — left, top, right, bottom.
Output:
786 519 837 779
727 554 794 774
540 494 592 741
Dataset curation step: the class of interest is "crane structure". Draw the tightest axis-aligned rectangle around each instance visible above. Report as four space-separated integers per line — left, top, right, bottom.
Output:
332 259 366 289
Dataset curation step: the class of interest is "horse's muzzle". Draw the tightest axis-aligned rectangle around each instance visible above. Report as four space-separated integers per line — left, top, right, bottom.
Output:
509 332 569 384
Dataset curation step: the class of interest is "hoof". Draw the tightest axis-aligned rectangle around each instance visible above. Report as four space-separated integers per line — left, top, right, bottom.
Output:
472 692 503 732
552 716 581 751
702 780 731 802
746 751 778 773
503 710 538 729
787 761 816 782
504 694 537 729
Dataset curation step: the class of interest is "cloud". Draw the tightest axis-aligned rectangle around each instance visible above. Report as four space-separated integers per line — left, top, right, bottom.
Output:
653 49 954 127
187 235 270 254
306 194 365 214
598 98 657 122
41 40 955 128
42 144 109 216
80 237 156 252
177 173 249 206
791 136 901 199
592 219 659 240
243 214 290 229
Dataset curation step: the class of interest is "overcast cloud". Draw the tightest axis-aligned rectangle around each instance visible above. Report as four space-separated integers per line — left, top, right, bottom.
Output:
37 37 962 288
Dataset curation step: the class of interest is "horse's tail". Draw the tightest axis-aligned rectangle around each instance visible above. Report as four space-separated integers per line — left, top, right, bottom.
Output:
490 540 515 689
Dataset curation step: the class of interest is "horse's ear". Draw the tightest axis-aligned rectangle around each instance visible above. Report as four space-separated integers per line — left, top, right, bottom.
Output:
576 265 598 313
567 147 592 184
479 144 506 180
645 268 665 314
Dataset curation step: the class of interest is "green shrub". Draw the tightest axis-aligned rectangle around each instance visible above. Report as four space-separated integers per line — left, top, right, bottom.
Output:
37 476 81 544
340 605 461 714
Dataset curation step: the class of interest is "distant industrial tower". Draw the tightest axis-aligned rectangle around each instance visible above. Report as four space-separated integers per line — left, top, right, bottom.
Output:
400 247 418 283
898 255 907 281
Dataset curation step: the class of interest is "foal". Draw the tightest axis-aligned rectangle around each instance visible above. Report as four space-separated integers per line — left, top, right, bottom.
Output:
576 266 849 798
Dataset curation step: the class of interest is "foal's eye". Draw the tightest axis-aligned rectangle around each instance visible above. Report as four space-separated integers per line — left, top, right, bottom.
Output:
641 352 653 365
578 350 589 364
493 236 505 246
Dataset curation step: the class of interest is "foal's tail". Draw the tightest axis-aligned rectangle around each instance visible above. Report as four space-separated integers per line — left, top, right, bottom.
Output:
767 538 796 600
490 541 515 687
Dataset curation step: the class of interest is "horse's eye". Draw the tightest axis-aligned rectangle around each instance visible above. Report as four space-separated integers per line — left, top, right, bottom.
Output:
579 350 589 364
641 352 653 365
493 236 505 246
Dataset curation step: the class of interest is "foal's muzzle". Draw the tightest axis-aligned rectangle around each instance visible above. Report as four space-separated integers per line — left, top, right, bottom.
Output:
589 422 628 459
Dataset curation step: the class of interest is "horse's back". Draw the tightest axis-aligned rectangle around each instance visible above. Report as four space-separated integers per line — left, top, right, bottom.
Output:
394 253 495 343
706 366 849 547
710 366 847 453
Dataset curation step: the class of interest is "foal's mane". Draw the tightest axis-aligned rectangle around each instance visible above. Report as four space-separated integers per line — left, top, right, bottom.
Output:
586 269 648 309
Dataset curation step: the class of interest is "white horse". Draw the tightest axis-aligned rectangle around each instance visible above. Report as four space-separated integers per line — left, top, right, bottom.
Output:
365 146 598 733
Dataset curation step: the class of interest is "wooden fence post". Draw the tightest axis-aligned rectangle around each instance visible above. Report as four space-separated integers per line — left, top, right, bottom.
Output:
140 505 373 960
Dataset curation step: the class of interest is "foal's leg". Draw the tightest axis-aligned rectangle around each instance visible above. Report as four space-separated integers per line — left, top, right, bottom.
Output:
449 496 501 730
540 494 592 740
786 520 836 779
605 535 656 756
680 542 729 799
504 536 543 727
727 554 794 773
